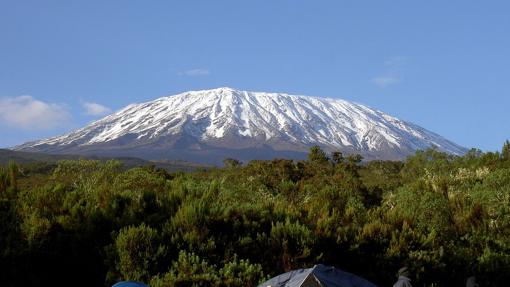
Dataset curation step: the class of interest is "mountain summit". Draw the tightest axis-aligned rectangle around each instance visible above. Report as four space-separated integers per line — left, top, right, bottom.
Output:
14 87 466 164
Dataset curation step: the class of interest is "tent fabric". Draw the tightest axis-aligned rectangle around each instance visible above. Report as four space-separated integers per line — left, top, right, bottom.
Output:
392 276 412 287
257 264 378 287
112 281 149 287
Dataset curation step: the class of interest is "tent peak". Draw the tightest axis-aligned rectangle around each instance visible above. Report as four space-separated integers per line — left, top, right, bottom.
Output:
257 264 378 287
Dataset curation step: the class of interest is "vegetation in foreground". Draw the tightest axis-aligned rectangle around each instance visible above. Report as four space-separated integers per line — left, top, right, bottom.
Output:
1 142 510 286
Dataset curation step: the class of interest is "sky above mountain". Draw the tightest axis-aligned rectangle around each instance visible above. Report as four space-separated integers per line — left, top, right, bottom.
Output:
1 1 509 151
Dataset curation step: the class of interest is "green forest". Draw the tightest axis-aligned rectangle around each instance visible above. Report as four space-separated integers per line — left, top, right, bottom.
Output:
1 143 510 286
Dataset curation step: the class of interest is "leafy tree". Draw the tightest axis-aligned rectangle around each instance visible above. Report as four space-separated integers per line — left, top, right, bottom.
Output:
502 140 510 161
3 142 510 286
308 146 329 164
114 224 165 282
331 151 344 164
270 218 314 271
150 251 219 287
7 161 18 192
219 255 266 287
0 167 8 194
223 158 241 168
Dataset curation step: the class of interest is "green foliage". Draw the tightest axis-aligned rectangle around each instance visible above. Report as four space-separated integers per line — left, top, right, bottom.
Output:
308 145 329 164
270 218 314 270
151 251 219 286
223 158 241 168
0 161 19 195
2 143 510 286
502 140 510 161
151 251 266 287
114 224 165 282
218 256 266 287
7 161 18 191
0 166 8 194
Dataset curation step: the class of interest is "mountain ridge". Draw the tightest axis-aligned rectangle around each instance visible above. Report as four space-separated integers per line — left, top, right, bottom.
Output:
13 87 467 164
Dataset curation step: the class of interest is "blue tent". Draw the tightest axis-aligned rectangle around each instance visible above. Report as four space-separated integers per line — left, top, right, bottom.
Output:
258 264 378 287
112 281 149 287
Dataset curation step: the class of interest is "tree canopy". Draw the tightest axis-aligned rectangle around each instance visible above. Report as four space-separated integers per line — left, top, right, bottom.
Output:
1 144 510 286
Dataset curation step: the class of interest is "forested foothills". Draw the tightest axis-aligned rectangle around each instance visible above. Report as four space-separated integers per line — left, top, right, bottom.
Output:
1 143 510 287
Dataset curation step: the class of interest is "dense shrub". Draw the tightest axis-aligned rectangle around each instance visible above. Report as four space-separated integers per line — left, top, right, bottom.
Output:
1 143 510 286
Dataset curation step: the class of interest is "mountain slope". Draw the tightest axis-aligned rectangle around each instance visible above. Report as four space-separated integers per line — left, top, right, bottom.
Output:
0 149 208 172
14 87 467 164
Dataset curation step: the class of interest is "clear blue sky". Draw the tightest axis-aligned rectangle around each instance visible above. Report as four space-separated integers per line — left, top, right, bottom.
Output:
1 0 509 151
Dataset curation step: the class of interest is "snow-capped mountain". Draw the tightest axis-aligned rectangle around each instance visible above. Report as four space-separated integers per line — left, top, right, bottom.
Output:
14 87 467 164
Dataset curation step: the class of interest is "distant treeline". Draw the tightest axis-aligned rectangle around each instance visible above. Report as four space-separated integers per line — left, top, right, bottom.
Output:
1 142 510 287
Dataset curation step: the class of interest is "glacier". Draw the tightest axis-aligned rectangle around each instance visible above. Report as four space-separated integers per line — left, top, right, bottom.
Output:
14 87 467 164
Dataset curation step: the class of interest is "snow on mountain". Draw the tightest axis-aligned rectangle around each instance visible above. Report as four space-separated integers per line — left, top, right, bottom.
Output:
14 87 467 163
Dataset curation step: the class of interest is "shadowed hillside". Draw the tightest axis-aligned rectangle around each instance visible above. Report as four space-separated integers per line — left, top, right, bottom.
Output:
0 149 208 172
